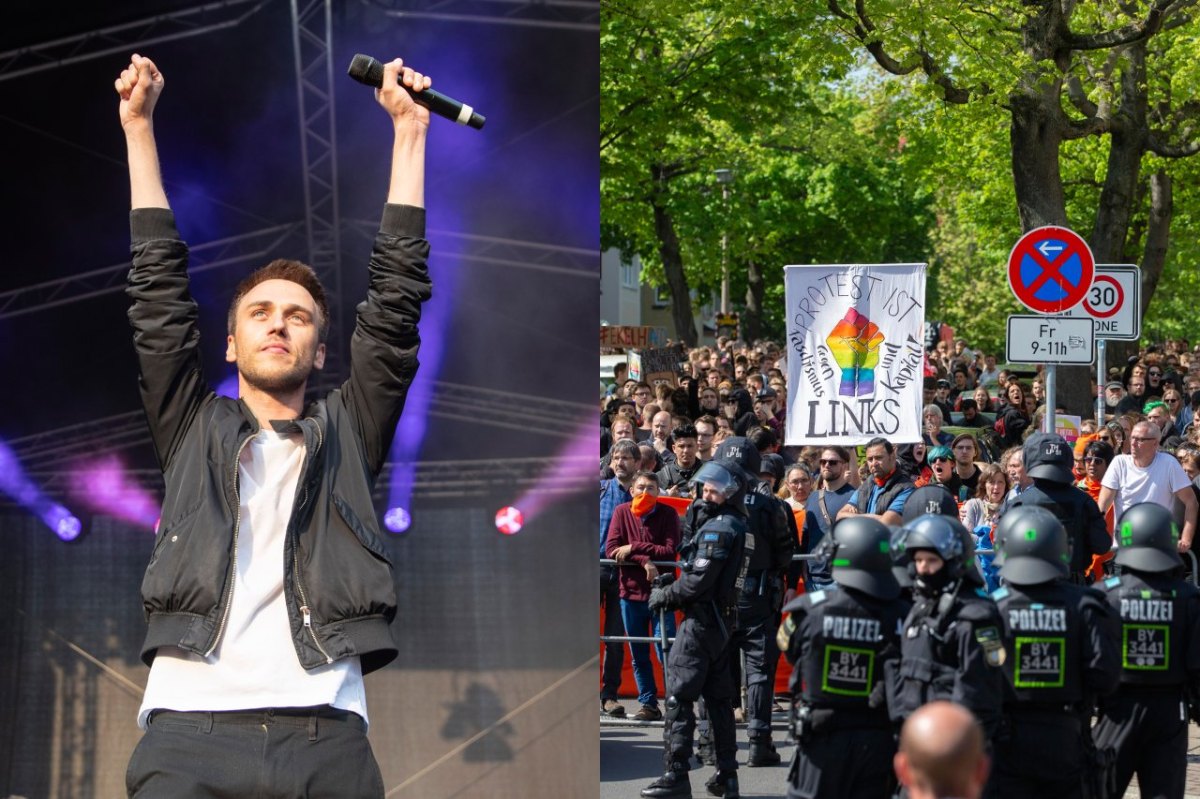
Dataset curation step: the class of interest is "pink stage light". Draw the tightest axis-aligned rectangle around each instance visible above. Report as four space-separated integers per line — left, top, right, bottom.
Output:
68 454 161 531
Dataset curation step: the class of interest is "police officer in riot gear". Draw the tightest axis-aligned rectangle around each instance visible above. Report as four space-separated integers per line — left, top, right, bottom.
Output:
711 436 796 766
778 516 910 799
888 513 1006 740
987 505 1119 799
642 458 751 799
1002 432 1111 584
1092 502 1200 799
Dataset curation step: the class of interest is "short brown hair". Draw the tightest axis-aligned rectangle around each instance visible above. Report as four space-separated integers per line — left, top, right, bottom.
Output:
227 259 330 342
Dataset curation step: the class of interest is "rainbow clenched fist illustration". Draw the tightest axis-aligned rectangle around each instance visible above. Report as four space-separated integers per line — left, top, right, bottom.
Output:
825 309 885 396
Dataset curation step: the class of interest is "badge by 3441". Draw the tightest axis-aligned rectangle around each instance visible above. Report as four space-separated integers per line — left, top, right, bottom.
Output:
784 264 926 445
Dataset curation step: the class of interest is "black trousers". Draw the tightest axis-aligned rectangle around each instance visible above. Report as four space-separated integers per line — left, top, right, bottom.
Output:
730 591 779 736
664 616 737 772
126 706 383 799
1093 690 1187 799
601 566 626 701
986 712 1084 799
787 727 895 799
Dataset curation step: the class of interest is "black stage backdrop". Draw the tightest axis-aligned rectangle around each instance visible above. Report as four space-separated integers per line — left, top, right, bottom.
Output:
0 1 599 796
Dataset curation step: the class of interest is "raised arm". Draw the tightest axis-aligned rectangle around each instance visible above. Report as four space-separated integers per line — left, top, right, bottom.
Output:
115 54 168 210
343 57 435 476
378 58 430 208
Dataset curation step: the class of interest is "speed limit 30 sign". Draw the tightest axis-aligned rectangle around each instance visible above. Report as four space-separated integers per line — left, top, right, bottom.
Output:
1064 264 1141 340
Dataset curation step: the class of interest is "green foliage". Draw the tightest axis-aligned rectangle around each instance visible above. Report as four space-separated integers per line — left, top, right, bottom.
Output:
601 0 1200 351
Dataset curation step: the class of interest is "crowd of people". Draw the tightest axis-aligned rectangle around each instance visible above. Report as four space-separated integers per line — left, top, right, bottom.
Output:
599 332 1200 798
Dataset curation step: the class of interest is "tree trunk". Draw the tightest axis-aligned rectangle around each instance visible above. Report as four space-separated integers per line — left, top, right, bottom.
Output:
1091 44 1147 263
1009 91 1068 230
650 165 698 347
743 259 763 343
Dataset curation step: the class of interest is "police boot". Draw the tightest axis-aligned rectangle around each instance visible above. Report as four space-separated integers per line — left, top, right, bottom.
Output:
746 734 781 767
640 766 691 798
704 769 739 798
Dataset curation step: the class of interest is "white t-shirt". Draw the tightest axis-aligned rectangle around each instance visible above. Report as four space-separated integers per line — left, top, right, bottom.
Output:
138 428 366 729
1100 451 1191 523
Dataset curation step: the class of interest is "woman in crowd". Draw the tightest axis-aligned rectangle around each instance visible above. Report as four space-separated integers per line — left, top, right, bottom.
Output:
960 463 1007 535
897 441 932 486
994 381 1031 448
1077 439 1116 580
972 385 996 413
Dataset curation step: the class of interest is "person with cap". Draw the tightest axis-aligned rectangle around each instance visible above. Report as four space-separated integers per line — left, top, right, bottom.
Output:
758 452 785 494
986 505 1120 799
778 516 911 798
1001 432 1111 584
837 438 916 526
887 514 1007 744
894 701 991 799
1092 502 1200 799
752 387 782 436
933 380 955 424
1098 420 1198 554
1145 399 1182 447
642 458 751 799
1103 381 1125 415
704 436 797 768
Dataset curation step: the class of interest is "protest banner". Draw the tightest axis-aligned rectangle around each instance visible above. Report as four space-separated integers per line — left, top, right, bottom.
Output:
628 345 685 386
784 264 927 445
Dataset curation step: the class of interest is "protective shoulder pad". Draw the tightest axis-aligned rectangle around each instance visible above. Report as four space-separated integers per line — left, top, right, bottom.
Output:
1079 585 1110 613
958 596 1001 624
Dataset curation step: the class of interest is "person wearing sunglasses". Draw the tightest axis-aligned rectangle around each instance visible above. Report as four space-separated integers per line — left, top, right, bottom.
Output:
802 448 857 593
1098 420 1199 554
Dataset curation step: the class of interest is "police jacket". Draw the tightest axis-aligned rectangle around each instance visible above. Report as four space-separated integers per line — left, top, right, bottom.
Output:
888 585 1006 736
991 580 1120 708
780 586 909 720
742 477 797 589
663 499 749 625
1005 480 1111 576
1101 570 1200 691
127 205 430 675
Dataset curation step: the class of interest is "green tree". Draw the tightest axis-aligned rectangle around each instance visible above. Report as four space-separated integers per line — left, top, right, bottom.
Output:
826 0 1200 412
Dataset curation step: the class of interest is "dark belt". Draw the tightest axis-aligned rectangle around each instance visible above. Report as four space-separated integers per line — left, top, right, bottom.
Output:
148 705 365 732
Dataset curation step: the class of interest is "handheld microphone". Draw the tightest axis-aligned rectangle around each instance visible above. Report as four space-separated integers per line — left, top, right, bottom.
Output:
347 54 485 130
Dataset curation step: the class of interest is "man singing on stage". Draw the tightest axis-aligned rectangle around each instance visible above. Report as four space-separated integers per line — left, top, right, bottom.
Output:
116 52 432 797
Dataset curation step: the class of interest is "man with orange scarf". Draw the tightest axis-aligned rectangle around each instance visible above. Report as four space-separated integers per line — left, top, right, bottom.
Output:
606 470 681 722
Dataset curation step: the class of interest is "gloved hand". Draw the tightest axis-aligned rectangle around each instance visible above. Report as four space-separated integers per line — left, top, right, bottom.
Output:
648 586 672 614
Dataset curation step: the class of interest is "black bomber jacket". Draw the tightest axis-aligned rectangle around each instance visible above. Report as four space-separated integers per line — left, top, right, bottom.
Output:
127 204 431 675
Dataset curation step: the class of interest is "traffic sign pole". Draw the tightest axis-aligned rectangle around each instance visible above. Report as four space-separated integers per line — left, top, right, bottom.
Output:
1045 365 1056 434
1096 339 1106 427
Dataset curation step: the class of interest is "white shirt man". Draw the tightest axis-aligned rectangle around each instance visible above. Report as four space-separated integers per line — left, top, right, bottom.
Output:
1098 421 1197 552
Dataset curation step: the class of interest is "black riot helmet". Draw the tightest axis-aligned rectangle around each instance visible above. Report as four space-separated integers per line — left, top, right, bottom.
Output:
890 525 913 590
994 505 1069 585
1115 502 1185 573
898 514 971 576
829 516 901 600
690 457 744 501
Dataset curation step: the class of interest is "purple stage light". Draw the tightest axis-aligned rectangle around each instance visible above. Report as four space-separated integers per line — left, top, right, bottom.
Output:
383 506 411 534
216 373 239 398
43 504 82 542
68 455 161 531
